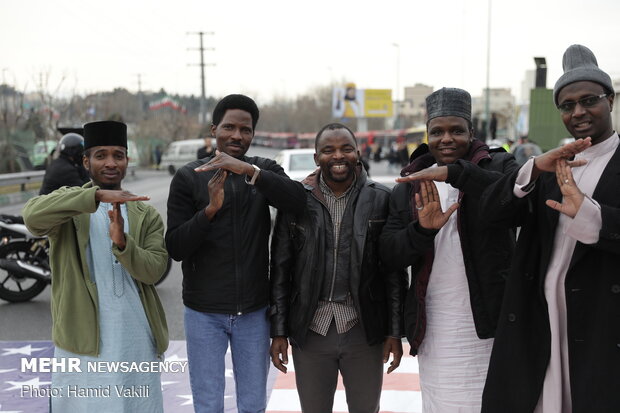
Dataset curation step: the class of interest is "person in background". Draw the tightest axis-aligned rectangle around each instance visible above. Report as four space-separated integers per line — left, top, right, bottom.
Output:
490 112 498 140
197 136 215 159
154 145 163 170
511 135 543 165
39 131 89 195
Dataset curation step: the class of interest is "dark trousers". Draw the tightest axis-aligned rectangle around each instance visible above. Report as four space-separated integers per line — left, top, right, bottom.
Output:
291 321 383 413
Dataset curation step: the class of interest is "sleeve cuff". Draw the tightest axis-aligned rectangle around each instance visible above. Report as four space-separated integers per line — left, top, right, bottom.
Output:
195 207 213 228
446 163 464 184
564 195 601 244
414 221 439 237
513 158 536 198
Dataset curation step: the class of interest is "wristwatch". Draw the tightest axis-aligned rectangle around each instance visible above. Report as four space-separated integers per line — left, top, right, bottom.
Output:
245 164 261 185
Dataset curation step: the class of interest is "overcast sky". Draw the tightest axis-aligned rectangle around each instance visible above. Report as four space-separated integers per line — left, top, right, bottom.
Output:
2 0 620 105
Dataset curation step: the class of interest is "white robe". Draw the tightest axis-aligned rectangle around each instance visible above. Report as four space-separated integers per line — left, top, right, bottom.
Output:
417 176 494 413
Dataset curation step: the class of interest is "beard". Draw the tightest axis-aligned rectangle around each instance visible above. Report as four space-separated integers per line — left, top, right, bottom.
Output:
88 171 124 190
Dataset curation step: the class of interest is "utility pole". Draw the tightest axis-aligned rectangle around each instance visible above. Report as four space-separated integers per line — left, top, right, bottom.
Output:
135 73 144 116
188 31 215 124
484 0 492 140
135 73 143 93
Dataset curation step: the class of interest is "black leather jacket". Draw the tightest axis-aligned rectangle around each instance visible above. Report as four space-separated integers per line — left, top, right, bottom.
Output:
40 154 89 195
270 169 406 347
166 155 305 314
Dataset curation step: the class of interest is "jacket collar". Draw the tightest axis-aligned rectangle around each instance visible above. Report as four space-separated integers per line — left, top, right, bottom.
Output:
400 139 491 177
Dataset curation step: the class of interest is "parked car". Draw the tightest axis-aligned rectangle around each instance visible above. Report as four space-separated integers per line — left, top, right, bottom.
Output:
161 139 204 175
271 148 316 224
31 141 57 170
274 148 316 181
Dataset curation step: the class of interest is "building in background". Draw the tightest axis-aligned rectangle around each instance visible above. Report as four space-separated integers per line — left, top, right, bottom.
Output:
520 70 536 105
472 88 515 141
613 79 620 132
399 83 433 127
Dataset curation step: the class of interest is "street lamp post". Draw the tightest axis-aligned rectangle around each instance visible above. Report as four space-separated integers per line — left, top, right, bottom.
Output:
392 43 400 129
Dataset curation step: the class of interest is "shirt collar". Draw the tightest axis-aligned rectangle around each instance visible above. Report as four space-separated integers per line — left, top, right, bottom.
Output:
318 172 357 199
577 131 619 159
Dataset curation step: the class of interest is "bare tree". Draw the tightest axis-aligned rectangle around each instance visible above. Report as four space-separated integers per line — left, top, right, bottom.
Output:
0 82 30 172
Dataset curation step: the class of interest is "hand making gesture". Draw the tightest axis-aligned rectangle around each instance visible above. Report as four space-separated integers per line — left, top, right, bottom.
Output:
95 189 150 251
545 158 585 218
95 189 150 203
108 202 126 250
204 168 228 221
416 180 459 230
396 165 449 184
531 137 591 179
194 150 255 177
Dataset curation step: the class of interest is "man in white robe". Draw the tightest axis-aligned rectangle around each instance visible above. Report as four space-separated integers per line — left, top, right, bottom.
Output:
381 88 519 412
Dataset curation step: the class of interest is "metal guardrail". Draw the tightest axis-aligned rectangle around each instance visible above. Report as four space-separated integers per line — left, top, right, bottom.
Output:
0 171 45 191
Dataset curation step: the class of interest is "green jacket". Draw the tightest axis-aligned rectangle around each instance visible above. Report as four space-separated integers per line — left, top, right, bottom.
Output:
22 183 169 356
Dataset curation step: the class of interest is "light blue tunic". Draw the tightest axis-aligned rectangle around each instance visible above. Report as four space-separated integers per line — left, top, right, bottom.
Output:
51 202 163 412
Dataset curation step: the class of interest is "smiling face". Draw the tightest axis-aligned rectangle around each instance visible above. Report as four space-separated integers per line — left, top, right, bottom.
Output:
557 81 614 145
427 116 473 165
211 109 254 158
314 128 359 190
83 146 128 190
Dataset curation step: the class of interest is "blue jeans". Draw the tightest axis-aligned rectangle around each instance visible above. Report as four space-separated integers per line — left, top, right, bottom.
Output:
185 306 270 413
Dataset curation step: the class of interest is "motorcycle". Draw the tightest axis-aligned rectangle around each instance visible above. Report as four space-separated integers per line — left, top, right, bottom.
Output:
0 214 172 303
0 214 50 302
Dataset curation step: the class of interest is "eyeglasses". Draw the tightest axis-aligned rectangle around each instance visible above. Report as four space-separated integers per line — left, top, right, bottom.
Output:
557 94 609 114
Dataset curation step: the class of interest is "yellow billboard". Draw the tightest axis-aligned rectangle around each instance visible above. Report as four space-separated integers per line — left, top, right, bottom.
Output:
332 85 393 119
364 89 393 118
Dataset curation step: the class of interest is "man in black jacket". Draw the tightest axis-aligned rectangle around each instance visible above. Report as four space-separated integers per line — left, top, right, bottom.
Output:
165 94 305 413
39 132 89 195
480 45 620 413
196 136 215 159
269 123 406 413
380 88 519 412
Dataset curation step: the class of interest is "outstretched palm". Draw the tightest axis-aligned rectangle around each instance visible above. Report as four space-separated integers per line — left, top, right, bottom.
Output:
544 158 585 218
416 180 459 230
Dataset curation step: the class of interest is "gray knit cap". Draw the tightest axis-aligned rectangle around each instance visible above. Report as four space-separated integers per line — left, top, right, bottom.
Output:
553 44 614 105
426 87 471 124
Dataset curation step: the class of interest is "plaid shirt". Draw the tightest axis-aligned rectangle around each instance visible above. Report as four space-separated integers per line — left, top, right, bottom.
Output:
308 174 359 336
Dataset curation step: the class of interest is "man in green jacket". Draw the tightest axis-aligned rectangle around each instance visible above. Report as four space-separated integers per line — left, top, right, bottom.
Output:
23 120 168 413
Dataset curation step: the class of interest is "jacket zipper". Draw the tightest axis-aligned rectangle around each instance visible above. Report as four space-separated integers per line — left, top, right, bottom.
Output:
327 202 341 302
309 191 338 301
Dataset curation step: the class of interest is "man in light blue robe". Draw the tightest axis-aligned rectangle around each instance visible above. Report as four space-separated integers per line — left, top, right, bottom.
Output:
23 120 169 412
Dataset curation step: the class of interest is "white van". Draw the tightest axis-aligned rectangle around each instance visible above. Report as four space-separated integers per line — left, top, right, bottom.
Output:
161 139 204 175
